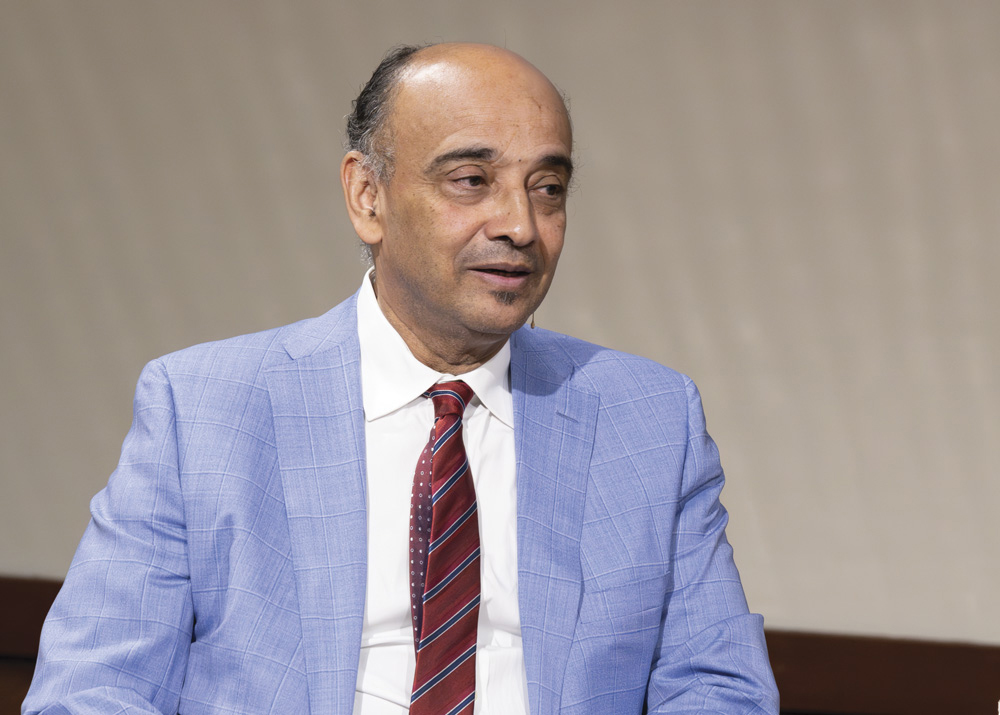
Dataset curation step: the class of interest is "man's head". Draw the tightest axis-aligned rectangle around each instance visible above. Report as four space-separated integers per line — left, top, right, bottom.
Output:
341 43 573 373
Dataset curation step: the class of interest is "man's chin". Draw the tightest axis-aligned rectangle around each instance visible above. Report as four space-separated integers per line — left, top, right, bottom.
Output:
467 305 535 338
456 286 546 337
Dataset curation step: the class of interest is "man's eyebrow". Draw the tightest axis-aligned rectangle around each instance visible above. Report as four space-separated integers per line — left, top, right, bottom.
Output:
542 153 574 179
426 147 574 179
427 147 497 173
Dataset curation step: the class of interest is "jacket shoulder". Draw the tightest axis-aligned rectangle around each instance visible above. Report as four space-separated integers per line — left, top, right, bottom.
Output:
515 326 692 396
155 295 358 381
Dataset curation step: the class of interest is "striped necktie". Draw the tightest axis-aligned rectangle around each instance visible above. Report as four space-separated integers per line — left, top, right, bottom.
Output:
409 380 480 715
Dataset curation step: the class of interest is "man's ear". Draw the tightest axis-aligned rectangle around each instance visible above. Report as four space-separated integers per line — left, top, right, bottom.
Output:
341 151 383 247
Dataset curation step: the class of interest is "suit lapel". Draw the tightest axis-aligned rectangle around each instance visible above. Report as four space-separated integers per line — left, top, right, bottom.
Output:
511 328 599 715
265 297 367 715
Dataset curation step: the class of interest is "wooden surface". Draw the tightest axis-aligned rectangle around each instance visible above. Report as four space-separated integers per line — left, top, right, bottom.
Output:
768 629 1000 715
0 578 61 659
0 658 35 715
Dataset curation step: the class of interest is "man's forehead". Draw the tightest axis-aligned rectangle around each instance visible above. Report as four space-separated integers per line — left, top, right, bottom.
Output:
387 47 571 162
413 115 573 178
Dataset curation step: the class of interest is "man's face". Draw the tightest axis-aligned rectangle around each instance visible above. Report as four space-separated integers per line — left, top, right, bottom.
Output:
363 46 573 363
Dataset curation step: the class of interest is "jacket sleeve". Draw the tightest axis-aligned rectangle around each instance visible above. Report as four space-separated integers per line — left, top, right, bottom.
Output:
645 378 779 714
23 359 193 715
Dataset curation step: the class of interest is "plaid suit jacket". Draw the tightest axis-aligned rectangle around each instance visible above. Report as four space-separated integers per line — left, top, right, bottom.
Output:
25 292 777 714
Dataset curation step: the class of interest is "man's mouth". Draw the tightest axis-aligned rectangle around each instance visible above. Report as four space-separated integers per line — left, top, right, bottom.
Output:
475 268 530 278
469 264 535 292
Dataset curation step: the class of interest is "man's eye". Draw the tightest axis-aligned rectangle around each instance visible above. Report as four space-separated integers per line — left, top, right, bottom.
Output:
537 183 564 197
455 175 485 187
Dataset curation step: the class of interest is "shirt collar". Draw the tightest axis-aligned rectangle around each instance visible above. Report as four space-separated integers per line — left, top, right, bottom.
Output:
356 268 513 427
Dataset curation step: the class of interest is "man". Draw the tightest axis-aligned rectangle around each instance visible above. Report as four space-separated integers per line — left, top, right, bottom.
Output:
24 43 778 714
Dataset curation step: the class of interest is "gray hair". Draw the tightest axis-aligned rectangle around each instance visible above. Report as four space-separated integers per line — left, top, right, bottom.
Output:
345 44 427 183
346 44 427 266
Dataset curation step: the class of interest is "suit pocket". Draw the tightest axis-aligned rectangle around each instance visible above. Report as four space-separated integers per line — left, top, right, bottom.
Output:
578 573 666 632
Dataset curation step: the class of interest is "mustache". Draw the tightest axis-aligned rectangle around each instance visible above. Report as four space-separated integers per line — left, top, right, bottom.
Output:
463 246 541 272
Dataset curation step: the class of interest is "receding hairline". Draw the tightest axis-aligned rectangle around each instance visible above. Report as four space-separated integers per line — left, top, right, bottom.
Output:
394 43 569 112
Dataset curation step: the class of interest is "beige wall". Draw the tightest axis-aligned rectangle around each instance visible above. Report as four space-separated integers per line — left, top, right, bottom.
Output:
2 1 998 645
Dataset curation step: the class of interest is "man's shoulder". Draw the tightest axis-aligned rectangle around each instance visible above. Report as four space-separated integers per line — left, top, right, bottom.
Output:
154 294 359 380
513 326 692 397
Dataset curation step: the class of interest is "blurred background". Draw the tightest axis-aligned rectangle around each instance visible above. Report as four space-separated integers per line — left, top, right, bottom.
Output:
2 0 998 693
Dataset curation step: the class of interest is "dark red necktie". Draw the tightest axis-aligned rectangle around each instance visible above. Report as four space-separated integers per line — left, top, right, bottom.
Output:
409 381 480 715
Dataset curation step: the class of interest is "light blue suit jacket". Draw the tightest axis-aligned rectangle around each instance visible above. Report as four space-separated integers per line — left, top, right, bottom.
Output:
25 293 778 714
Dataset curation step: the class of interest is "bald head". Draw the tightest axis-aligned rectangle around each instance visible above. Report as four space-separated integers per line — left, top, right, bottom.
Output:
346 43 571 182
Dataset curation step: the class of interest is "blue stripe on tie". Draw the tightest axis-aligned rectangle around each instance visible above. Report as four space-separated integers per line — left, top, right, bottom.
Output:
428 388 466 409
428 501 476 553
417 594 480 651
424 547 480 602
410 643 477 702
433 418 462 454
443 692 475 715
431 459 468 505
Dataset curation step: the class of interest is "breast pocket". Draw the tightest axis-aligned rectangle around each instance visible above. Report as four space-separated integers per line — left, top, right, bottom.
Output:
578 573 667 634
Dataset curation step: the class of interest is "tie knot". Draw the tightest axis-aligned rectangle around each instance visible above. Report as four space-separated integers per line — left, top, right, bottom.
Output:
426 380 474 419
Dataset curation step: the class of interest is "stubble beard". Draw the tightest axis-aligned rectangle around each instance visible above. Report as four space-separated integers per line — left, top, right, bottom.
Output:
492 290 519 306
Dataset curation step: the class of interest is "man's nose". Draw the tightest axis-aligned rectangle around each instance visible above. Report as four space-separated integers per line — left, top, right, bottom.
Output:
485 189 538 246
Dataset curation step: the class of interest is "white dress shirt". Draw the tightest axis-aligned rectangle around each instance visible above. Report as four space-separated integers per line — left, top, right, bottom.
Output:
353 270 529 714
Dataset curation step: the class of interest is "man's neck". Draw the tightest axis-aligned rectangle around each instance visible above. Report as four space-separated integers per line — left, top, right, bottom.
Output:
371 276 508 375
377 299 506 375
